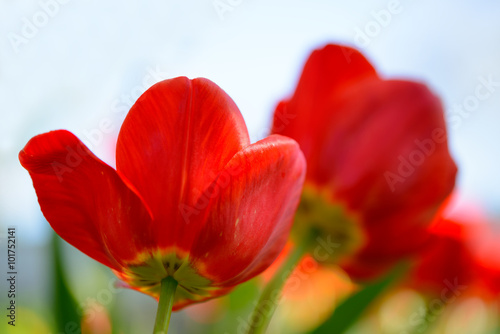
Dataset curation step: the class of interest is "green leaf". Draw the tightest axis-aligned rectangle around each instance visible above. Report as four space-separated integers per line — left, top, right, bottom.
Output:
205 279 260 334
309 263 408 334
52 233 82 333
229 278 261 311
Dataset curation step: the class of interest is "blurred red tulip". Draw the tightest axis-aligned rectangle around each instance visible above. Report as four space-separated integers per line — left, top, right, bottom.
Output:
272 44 457 279
407 199 500 301
460 210 500 300
408 218 476 297
20 77 306 310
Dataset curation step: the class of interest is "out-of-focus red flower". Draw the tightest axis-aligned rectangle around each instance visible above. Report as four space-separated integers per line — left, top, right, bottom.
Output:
462 211 500 299
20 77 306 310
407 218 477 296
474 244 500 299
272 44 457 279
407 199 500 301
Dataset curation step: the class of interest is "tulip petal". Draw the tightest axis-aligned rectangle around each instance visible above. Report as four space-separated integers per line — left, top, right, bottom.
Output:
271 44 458 280
313 80 457 244
19 130 154 269
314 80 457 277
409 219 476 295
320 80 456 213
116 77 250 251
272 44 378 161
189 135 306 285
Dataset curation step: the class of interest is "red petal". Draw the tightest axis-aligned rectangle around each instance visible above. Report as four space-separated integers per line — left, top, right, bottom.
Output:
272 44 457 280
315 80 457 244
409 219 477 295
320 80 456 278
272 44 378 161
190 135 306 285
116 77 250 251
19 130 154 269
321 80 456 210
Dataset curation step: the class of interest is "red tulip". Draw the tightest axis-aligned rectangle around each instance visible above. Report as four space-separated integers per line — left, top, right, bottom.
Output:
408 218 476 297
20 77 306 310
460 208 500 300
272 44 457 279
407 202 500 301
400 210 500 334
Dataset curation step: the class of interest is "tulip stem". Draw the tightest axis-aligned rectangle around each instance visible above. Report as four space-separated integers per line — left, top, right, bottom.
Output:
246 229 317 334
153 276 178 334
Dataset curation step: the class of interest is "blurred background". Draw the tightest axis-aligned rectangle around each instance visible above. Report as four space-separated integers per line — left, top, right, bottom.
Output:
0 0 499 333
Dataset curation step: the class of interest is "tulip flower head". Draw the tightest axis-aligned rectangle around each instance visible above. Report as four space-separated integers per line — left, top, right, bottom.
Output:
272 44 458 279
20 77 306 310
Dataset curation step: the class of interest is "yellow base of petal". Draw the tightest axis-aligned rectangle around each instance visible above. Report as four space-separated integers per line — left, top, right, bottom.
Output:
114 249 229 310
293 184 366 263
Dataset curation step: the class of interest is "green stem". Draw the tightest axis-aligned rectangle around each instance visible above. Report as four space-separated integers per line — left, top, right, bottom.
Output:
153 276 178 334
247 229 317 334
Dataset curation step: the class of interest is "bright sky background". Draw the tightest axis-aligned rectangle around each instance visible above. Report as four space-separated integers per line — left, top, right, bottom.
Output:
1 0 499 243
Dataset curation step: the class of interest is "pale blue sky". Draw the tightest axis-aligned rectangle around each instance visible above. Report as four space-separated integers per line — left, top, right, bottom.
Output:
1 0 499 243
